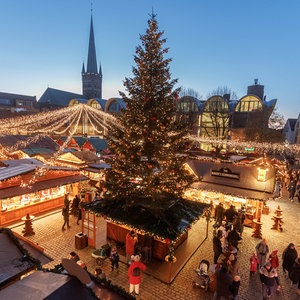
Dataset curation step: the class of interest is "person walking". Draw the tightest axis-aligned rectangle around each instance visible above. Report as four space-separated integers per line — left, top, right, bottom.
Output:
213 230 224 264
259 261 280 300
288 178 297 201
256 238 269 268
62 202 71 231
128 254 146 298
282 243 298 276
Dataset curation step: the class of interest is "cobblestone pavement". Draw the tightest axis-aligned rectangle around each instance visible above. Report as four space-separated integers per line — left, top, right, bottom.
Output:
10 191 300 300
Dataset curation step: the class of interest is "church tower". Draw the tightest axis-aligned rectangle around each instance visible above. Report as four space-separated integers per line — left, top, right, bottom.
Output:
82 15 102 99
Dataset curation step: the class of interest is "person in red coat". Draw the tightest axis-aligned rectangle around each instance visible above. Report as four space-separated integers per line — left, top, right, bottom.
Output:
250 252 259 276
128 254 146 297
126 230 138 263
268 249 279 270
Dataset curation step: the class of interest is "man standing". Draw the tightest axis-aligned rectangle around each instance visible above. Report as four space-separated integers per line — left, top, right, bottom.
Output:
256 238 269 268
62 202 71 231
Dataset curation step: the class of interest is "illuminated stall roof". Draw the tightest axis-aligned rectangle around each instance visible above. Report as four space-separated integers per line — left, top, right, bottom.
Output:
0 175 88 199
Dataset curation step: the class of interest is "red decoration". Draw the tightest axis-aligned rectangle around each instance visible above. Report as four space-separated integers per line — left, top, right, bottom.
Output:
165 238 171 244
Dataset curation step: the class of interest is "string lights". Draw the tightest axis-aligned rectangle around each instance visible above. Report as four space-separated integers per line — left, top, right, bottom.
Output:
189 136 300 156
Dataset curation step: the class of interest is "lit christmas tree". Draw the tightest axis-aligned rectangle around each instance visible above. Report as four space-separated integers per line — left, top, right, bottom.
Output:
84 13 206 240
105 13 194 203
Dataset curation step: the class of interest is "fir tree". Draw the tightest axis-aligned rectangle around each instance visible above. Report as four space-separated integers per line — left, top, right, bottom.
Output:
105 13 194 204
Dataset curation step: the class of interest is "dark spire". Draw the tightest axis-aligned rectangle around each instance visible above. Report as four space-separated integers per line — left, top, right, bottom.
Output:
99 63 102 76
81 61 85 74
86 16 98 74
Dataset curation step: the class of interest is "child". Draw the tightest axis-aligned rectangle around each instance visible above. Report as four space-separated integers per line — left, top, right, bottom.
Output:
250 252 258 276
268 249 279 269
110 246 119 271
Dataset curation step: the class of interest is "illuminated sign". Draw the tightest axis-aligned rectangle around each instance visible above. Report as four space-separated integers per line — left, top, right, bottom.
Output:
211 167 240 180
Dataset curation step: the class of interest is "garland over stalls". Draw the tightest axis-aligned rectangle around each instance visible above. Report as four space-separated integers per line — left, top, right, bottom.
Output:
189 136 300 156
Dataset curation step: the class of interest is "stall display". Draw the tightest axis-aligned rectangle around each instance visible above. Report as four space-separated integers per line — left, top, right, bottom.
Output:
1 187 66 212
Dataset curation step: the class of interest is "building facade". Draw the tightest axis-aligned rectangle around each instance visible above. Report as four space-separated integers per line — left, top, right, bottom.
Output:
177 80 277 142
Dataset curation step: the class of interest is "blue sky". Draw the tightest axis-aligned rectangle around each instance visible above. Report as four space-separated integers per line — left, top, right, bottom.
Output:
1 0 299 119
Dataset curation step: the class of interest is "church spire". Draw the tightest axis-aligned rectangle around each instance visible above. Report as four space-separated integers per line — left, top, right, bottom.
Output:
86 16 98 74
82 12 102 99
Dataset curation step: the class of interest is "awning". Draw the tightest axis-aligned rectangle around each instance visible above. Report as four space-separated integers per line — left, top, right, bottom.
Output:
192 181 272 201
0 175 88 199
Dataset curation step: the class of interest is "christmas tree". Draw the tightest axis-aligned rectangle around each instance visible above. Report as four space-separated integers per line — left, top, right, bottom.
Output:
105 13 194 204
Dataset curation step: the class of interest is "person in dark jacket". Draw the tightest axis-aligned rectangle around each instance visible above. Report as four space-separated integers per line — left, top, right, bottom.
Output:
61 203 71 231
224 204 238 226
212 264 233 300
288 179 297 201
282 243 298 275
213 230 223 264
214 202 225 227
229 275 241 300
289 257 300 293
259 261 280 300
227 228 242 250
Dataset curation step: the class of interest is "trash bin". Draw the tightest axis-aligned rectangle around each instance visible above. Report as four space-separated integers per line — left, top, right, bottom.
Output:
75 232 88 250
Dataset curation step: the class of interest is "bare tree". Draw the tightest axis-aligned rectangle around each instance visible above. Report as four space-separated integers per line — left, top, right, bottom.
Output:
200 96 231 156
206 86 238 100
268 107 285 130
179 87 202 99
245 108 284 143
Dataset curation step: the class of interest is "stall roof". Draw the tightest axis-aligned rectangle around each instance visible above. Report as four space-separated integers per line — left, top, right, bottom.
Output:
0 174 88 199
187 160 275 194
192 181 272 200
0 164 36 181
0 271 96 300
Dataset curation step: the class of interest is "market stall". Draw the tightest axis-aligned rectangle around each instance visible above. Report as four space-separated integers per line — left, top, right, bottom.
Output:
185 159 276 226
0 166 88 226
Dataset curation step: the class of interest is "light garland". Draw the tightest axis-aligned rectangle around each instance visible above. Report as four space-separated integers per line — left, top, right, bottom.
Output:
189 136 300 156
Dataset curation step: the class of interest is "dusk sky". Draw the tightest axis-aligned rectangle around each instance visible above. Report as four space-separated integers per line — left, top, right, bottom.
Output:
1 0 299 119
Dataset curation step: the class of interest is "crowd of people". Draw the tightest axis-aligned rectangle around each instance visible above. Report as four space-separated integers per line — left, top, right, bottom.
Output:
210 201 300 299
274 168 300 202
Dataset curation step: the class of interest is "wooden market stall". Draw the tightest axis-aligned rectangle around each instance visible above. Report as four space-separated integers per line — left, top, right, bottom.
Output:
0 163 88 226
185 159 276 227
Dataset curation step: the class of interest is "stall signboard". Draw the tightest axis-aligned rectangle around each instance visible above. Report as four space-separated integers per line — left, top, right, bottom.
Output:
211 167 240 180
